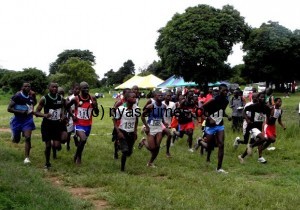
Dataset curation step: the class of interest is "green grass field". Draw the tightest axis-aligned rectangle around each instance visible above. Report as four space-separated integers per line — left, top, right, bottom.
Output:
0 92 299 209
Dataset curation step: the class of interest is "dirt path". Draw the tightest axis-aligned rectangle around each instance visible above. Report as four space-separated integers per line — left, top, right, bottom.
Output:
0 128 11 132
47 176 109 210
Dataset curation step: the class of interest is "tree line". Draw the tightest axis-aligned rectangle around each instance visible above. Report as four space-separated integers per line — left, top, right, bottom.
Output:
1 4 299 94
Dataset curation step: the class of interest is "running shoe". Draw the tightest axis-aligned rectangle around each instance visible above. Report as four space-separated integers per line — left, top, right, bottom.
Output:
147 162 157 168
267 147 276 151
216 168 228 174
247 144 253 155
24 157 31 164
166 152 172 158
188 148 194 153
238 155 244 164
138 137 146 149
44 163 51 170
233 137 240 149
258 157 267 164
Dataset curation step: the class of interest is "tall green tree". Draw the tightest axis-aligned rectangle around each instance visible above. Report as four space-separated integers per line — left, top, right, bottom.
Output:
118 60 135 77
49 49 96 74
155 4 249 85
243 21 295 86
50 57 98 90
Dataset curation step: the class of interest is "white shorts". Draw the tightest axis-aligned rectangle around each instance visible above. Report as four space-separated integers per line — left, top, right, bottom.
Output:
249 128 262 139
149 125 163 136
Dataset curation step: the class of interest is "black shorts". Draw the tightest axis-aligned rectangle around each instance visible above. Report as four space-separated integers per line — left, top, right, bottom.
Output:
41 119 67 142
119 129 135 156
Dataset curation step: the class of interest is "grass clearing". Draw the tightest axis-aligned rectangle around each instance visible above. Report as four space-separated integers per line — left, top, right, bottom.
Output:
0 92 299 209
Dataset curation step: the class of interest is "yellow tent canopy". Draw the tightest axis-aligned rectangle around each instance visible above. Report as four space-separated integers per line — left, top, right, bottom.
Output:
114 75 143 89
115 74 164 89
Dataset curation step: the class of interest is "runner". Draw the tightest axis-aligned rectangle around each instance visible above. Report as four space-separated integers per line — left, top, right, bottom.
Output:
174 90 196 152
233 93 258 148
7 82 36 164
141 91 166 167
257 97 286 162
67 81 99 165
230 90 245 132
112 88 131 159
200 84 232 173
238 92 271 164
65 84 80 150
131 85 140 106
35 82 67 169
162 91 176 157
112 91 139 171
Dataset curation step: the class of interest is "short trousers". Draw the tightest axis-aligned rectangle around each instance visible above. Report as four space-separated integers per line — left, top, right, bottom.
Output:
119 129 135 156
249 128 262 139
41 119 66 142
179 121 194 131
75 125 92 137
10 116 35 141
264 124 276 139
205 125 225 135
148 125 163 136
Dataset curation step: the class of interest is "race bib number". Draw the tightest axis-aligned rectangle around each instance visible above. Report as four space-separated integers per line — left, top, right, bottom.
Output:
273 109 281 119
49 109 61 120
124 122 134 130
210 110 223 125
77 107 92 120
150 119 161 126
254 112 265 122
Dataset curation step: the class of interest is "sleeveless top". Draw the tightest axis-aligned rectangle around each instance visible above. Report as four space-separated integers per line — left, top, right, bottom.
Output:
267 106 282 125
43 94 63 121
115 104 139 132
147 103 165 126
74 94 94 126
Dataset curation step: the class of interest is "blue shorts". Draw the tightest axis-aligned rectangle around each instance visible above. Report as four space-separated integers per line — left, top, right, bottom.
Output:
75 125 91 137
205 125 224 135
10 116 35 136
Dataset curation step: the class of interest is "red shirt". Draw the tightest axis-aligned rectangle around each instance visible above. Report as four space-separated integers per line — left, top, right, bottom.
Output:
74 95 94 126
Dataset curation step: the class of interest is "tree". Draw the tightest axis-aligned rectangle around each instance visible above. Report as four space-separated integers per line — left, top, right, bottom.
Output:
156 4 249 86
52 57 98 90
139 60 170 80
230 64 246 84
118 60 135 78
101 60 136 87
6 68 48 94
49 49 96 74
243 21 295 87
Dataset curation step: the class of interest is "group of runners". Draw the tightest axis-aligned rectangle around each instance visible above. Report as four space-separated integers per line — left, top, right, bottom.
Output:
8 81 99 169
8 82 286 173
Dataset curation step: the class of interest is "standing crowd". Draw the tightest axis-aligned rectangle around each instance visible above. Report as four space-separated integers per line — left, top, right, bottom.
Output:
7 82 286 173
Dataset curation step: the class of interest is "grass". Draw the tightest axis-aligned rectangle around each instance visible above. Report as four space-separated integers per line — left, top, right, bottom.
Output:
0 92 299 209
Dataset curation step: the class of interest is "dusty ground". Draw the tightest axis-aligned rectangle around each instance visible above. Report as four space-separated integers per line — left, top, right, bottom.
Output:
47 176 109 210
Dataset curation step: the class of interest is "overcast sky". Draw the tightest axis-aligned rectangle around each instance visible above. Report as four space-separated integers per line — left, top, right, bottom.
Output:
0 0 299 78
